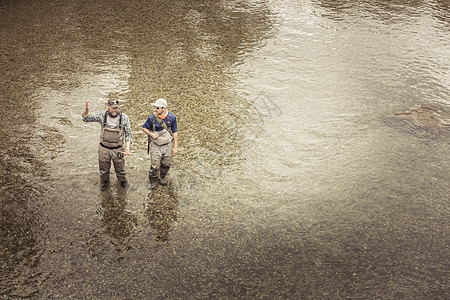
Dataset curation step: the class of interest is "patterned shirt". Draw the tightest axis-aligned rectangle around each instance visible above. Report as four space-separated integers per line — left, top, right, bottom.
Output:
83 111 133 143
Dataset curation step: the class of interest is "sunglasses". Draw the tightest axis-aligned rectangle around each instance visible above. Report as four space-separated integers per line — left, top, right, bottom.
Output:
155 107 163 109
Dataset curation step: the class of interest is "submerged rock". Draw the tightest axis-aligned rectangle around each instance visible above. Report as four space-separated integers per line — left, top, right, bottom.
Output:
393 105 450 127
384 105 450 139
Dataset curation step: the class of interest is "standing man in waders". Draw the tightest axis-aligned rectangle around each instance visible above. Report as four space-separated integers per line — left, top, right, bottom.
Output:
142 98 178 190
82 97 132 190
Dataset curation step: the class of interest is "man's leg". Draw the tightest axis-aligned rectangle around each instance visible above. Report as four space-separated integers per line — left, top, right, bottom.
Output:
159 143 173 185
98 146 112 190
112 149 128 188
148 145 162 189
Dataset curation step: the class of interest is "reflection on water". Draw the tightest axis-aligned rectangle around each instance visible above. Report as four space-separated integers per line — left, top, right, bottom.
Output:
145 185 179 242
100 188 137 247
1 0 449 298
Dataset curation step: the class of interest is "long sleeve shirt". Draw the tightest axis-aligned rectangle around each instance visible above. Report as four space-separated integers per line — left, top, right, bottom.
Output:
83 111 133 143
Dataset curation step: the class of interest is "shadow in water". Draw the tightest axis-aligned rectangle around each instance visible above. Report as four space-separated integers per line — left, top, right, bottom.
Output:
99 186 137 252
145 184 179 242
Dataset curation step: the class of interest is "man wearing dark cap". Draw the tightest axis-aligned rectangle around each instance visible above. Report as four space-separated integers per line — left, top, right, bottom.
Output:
82 98 132 190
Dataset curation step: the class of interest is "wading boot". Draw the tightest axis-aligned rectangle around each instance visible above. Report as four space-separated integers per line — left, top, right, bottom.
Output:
100 180 109 191
100 174 110 191
158 176 168 186
159 167 169 186
148 176 158 190
120 180 130 189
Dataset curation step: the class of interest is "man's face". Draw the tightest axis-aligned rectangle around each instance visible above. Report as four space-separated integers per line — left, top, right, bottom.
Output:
154 106 165 114
108 105 119 116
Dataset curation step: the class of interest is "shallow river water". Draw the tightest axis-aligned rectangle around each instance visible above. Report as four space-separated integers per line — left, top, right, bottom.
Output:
1 0 449 299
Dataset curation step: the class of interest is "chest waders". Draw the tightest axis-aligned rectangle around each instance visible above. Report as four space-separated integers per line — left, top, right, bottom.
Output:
147 113 172 153
98 111 127 189
147 113 173 190
100 112 124 149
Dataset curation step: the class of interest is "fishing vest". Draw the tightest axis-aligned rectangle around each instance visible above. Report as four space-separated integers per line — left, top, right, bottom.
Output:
100 111 124 149
150 113 173 146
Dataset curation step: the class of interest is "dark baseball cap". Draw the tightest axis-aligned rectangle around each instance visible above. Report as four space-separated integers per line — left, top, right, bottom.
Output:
108 98 120 108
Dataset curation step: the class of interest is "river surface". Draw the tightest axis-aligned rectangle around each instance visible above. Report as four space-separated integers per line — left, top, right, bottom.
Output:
1 0 449 299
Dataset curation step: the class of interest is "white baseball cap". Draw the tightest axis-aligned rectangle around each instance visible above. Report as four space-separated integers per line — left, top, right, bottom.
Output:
151 98 167 108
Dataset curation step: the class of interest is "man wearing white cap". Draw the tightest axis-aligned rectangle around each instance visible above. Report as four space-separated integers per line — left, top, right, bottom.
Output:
142 98 178 189
82 97 132 190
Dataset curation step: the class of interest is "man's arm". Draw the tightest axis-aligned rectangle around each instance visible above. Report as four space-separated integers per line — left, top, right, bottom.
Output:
143 127 159 140
170 114 178 156
82 101 103 123
122 114 133 156
172 132 178 156
143 116 159 140
82 101 90 118
123 141 131 155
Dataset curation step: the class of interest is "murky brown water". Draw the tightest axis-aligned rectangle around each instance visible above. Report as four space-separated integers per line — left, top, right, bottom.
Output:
1 0 449 298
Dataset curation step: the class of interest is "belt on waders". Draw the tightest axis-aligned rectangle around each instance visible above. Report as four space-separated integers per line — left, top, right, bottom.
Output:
100 143 122 150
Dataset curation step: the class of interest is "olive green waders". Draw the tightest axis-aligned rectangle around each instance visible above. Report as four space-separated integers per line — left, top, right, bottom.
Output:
98 112 127 188
148 142 172 188
98 145 127 185
148 114 173 189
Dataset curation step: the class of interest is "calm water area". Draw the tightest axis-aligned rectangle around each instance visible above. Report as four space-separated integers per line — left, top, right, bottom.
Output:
1 0 449 298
